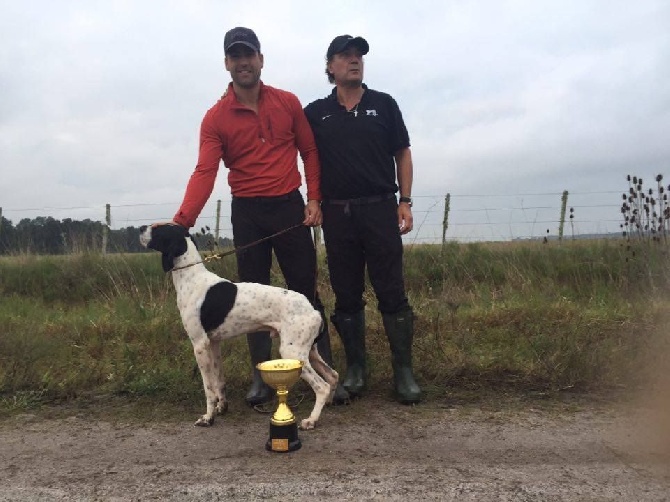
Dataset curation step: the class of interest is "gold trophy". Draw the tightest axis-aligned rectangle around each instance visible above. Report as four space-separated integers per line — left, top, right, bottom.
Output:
256 359 303 452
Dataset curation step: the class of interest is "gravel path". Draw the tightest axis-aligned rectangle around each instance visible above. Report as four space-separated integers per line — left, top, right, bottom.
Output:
1 395 669 501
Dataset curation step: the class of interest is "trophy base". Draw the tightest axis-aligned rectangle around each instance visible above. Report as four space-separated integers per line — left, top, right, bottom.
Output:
266 422 301 453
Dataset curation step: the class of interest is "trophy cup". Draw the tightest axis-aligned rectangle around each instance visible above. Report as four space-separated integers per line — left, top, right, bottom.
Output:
256 359 304 452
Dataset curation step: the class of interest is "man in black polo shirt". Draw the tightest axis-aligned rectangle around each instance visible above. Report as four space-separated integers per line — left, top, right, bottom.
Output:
304 35 421 405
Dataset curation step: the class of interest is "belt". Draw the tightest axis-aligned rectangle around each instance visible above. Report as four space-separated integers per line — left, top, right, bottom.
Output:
232 189 301 203
322 193 395 215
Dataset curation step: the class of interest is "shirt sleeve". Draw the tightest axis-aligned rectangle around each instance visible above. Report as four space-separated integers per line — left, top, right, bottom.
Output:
291 95 322 201
303 102 317 128
173 111 223 228
387 95 411 154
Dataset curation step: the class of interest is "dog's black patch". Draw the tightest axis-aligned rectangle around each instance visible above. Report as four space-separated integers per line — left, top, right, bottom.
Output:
200 281 238 333
147 225 191 272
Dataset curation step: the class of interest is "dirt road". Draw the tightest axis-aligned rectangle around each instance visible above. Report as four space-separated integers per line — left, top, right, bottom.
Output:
1 394 669 501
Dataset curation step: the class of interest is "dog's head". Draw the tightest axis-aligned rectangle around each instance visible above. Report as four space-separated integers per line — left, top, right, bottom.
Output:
139 224 191 272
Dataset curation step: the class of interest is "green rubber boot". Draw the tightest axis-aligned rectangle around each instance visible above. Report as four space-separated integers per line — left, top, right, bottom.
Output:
315 319 351 405
382 309 421 404
245 331 274 407
331 310 367 397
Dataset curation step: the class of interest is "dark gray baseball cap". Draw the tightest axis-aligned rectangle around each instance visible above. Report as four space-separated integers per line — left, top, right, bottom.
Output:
224 27 261 53
326 35 369 59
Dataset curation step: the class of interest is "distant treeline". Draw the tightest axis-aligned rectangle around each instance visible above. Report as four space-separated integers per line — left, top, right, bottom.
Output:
0 216 232 255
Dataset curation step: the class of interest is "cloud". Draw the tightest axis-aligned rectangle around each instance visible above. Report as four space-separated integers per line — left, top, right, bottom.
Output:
1 0 669 241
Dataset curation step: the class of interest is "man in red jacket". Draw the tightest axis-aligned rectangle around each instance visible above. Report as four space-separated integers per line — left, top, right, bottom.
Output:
173 27 348 407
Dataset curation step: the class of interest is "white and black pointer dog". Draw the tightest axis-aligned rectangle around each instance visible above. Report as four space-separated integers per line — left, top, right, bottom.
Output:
139 223 339 430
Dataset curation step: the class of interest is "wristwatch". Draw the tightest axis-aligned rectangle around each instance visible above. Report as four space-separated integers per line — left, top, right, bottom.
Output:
399 196 413 207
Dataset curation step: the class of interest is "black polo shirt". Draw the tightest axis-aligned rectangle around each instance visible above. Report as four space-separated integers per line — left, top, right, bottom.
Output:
304 84 410 200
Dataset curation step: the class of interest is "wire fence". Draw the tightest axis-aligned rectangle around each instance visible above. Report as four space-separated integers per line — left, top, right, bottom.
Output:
1 190 627 244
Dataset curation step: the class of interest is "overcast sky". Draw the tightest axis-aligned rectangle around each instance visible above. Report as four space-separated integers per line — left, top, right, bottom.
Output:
1 0 669 242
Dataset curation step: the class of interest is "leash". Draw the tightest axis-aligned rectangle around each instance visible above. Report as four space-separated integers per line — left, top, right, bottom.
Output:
171 261 204 272
203 222 305 263
171 222 304 272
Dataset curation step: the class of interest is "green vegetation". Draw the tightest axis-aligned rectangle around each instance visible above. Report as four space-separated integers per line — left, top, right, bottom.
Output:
1 239 669 417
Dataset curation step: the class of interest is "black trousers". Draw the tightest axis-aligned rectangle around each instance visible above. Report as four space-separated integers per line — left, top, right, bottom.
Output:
230 190 318 306
321 196 410 315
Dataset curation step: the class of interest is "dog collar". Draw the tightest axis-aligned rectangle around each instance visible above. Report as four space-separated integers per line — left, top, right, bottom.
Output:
171 261 203 272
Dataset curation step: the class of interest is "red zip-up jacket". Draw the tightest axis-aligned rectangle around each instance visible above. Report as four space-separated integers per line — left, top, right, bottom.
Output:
174 81 322 228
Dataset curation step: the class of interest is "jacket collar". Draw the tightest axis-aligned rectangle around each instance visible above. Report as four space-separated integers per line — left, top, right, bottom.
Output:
222 80 266 107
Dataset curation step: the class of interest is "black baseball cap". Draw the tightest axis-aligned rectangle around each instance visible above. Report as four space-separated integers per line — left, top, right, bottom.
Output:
326 35 369 59
224 27 261 53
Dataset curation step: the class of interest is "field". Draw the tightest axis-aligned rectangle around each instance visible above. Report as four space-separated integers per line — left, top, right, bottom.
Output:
1 238 669 412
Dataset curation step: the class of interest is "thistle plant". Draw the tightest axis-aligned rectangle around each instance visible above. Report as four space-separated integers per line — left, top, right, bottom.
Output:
620 174 670 244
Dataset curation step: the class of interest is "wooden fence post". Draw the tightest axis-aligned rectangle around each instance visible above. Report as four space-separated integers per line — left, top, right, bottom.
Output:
215 199 221 244
102 203 110 254
442 193 450 250
558 190 568 241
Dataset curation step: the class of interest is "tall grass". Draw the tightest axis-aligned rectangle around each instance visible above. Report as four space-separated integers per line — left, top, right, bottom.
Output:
403 239 668 389
1 239 669 414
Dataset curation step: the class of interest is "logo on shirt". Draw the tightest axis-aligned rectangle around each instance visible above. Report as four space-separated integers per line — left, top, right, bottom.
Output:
321 114 333 121
366 109 378 116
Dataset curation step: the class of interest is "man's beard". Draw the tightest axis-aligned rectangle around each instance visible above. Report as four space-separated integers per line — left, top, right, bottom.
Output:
233 71 261 89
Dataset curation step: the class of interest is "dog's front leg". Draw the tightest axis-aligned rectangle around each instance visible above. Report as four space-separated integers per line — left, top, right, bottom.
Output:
192 337 219 427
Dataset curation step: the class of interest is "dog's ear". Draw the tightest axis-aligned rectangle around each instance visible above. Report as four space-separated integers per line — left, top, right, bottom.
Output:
161 252 174 273
161 237 187 272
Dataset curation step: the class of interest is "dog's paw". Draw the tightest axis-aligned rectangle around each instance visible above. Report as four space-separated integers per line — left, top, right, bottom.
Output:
194 415 215 427
299 418 316 430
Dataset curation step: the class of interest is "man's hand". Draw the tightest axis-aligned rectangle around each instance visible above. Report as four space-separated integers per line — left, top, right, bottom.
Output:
398 203 413 235
152 221 185 228
303 200 323 227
